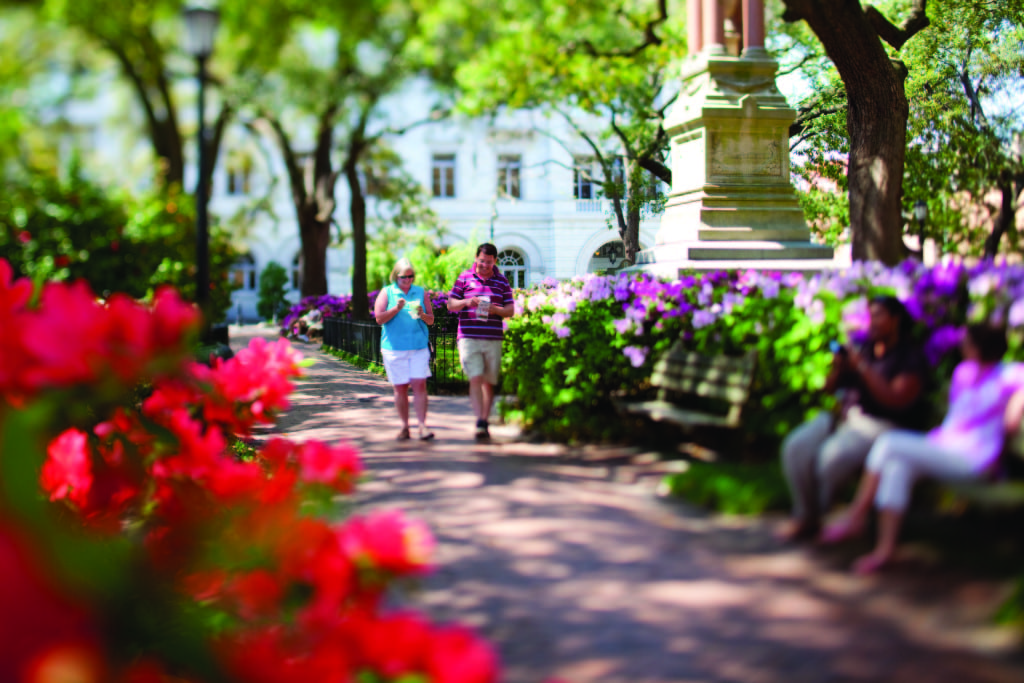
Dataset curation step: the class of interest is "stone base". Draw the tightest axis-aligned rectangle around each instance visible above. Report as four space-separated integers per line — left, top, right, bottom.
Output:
630 240 838 279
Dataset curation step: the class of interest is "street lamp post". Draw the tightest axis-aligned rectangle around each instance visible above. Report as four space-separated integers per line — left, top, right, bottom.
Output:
183 6 220 330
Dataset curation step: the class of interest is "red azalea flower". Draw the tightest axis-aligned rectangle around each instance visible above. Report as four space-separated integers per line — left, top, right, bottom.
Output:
295 440 363 491
426 625 500 683
0 523 104 683
356 611 432 678
40 428 93 509
338 509 435 576
226 569 285 620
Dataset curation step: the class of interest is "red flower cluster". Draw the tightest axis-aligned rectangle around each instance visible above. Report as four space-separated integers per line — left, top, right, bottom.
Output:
0 260 500 683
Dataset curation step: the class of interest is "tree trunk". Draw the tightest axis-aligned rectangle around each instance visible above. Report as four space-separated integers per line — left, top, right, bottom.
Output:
624 207 640 265
298 206 330 297
983 178 1017 259
345 157 370 319
786 1 914 265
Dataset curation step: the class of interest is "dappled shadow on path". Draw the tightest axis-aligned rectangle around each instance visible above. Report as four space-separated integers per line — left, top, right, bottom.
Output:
353 448 1024 683
230 327 1024 683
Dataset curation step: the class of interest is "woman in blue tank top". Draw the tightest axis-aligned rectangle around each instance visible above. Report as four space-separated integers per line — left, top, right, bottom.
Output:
373 258 435 440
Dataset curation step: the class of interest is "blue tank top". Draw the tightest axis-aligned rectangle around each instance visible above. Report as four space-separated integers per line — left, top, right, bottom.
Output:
381 284 429 351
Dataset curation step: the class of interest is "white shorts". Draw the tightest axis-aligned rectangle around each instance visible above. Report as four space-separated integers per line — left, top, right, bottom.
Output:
381 347 432 386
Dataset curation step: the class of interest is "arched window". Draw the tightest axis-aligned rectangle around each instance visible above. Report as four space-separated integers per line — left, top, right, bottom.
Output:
587 240 637 272
231 253 257 291
497 248 527 288
291 253 303 291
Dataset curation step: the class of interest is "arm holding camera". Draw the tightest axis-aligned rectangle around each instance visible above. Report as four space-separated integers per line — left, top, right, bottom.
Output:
845 346 923 411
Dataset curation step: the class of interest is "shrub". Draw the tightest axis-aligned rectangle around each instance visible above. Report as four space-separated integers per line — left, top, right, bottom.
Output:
256 261 290 321
502 262 1024 444
662 461 790 515
0 166 238 321
0 258 501 683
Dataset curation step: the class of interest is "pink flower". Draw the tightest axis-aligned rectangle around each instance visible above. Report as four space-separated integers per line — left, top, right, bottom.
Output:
296 441 363 492
338 509 435 575
426 625 500 683
40 429 92 509
356 611 432 677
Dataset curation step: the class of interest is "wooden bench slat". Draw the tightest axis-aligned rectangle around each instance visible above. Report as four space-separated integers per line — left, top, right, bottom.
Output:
653 365 754 388
614 342 757 431
621 400 740 429
946 481 1024 507
651 374 751 403
659 352 757 374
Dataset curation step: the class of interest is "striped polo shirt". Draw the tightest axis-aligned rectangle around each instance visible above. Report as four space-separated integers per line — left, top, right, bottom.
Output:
449 267 514 340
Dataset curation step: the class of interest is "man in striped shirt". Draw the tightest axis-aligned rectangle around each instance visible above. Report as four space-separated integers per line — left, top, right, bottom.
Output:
447 243 516 440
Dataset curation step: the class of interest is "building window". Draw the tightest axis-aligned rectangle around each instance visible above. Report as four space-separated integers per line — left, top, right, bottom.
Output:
497 154 521 199
573 156 595 199
226 166 251 195
231 253 257 290
590 240 626 270
497 248 527 288
291 253 302 291
603 157 625 200
432 154 456 198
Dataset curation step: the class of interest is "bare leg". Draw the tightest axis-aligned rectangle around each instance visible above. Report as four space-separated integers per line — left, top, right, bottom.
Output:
468 376 485 420
411 378 429 429
819 470 880 544
852 509 903 574
393 384 410 429
480 381 495 421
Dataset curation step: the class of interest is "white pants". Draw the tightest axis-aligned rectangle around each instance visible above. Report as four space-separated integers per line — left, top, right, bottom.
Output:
781 410 892 520
866 430 981 511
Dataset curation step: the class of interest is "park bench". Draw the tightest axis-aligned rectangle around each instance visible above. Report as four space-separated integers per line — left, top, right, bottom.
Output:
941 429 1024 508
614 339 758 431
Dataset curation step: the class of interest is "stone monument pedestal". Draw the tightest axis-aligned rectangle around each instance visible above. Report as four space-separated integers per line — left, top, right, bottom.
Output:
637 51 835 277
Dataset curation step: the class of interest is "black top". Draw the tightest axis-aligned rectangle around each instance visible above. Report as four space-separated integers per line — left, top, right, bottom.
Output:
840 341 929 429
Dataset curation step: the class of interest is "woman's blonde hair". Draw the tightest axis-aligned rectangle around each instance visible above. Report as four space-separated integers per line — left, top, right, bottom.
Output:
390 257 415 283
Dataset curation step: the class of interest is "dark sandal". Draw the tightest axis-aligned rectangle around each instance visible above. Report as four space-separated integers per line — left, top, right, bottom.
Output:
396 427 410 441
418 430 435 441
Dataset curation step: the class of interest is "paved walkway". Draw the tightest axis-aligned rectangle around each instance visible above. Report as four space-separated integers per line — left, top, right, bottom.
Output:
232 325 1024 683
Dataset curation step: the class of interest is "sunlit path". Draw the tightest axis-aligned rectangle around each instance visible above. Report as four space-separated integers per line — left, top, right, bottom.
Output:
232 325 1024 683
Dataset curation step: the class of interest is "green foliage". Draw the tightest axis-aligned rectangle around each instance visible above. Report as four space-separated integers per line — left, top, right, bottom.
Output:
501 293 678 442
661 461 790 515
454 0 683 252
257 261 290 321
322 346 388 379
0 165 238 320
901 0 1024 257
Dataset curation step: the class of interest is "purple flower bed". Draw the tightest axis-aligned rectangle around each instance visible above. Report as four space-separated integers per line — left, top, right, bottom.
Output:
280 290 452 336
503 260 1024 442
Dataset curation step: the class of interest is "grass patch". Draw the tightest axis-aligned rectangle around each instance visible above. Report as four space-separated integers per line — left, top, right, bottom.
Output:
322 346 388 378
661 460 790 515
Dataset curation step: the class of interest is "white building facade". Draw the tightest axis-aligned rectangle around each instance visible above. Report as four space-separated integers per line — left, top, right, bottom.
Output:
59 79 662 322
214 99 662 321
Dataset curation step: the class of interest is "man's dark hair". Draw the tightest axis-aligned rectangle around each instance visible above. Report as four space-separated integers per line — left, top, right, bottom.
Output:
869 295 913 340
966 322 1008 363
476 243 498 258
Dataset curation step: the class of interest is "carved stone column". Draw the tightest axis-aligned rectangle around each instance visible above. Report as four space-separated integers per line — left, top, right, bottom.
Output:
702 0 726 55
635 8 834 275
742 0 767 58
687 0 703 55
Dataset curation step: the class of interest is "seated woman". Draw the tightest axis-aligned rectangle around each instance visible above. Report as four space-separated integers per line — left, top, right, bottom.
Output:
821 322 1024 573
778 296 929 541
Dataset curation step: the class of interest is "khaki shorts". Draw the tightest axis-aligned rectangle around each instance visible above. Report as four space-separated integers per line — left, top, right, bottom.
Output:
457 337 502 385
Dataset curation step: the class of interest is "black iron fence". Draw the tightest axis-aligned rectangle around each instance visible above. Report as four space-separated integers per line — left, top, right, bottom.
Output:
323 312 468 395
